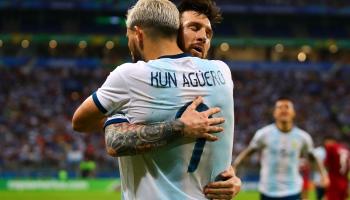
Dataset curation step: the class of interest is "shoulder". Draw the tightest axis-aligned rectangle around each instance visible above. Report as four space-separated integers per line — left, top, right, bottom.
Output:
114 61 146 72
209 60 233 83
313 146 326 157
295 127 310 137
210 59 228 65
254 124 274 138
294 127 312 141
188 57 229 69
210 60 230 70
258 124 275 134
109 61 147 76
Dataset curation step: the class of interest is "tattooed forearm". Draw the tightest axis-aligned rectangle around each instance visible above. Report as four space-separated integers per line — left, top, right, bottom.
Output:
105 120 184 157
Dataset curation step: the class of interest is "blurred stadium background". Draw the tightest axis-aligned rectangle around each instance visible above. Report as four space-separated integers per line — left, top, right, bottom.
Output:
0 0 349 199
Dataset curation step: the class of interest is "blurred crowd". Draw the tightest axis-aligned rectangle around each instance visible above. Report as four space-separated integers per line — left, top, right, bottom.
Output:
4 0 346 7
215 0 348 7
232 69 350 158
0 64 349 177
0 67 117 177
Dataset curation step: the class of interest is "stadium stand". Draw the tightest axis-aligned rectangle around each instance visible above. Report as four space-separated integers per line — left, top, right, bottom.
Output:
0 0 349 180
0 58 349 178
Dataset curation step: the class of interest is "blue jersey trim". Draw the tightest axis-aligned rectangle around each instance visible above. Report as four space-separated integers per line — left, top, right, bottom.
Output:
92 92 108 114
104 118 129 129
158 53 191 59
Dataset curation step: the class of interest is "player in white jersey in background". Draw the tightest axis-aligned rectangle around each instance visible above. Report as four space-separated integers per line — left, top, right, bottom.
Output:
72 0 237 199
232 97 329 200
313 146 326 200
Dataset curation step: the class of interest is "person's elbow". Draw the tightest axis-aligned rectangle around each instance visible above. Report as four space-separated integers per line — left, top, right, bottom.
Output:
106 146 118 157
71 108 92 132
71 96 105 133
72 113 105 133
72 113 85 132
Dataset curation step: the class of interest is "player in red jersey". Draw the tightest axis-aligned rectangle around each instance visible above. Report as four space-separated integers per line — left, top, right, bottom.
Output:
324 135 350 200
300 158 312 199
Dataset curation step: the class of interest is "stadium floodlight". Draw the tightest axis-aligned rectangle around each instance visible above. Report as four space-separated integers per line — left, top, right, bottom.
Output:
79 41 87 49
105 41 114 50
274 43 284 53
329 44 338 54
301 45 312 54
297 52 307 62
21 40 30 48
220 42 230 52
49 40 58 49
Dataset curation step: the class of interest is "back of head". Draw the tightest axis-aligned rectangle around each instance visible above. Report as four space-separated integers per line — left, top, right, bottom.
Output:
323 134 340 144
126 0 180 39
178 0 222 25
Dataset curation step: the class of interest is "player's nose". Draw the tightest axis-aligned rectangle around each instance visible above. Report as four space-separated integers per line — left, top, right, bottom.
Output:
196 29 207 43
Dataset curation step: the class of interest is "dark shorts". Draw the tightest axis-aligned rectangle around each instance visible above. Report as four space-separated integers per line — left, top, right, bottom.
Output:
315 186 325 200
260 193 301 200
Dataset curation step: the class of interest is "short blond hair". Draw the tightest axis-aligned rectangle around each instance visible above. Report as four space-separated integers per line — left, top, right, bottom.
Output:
126 0 180 38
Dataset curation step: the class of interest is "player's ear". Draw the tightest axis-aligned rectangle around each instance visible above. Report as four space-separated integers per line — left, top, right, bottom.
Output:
291 108 296 119
289 102 296 119
134 26 144 50
273 109 278 120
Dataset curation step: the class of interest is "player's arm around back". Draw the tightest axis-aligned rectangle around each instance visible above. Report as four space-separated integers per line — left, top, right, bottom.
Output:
72 63 132 133
105 96 225 157
72 96 106 133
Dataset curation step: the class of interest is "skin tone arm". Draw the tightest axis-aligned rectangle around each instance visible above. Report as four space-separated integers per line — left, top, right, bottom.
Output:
72 95 224 136
72 95 237 197
197 147 257 200
203 165 242 200
104 96 225 157
232 146 258 172
72 96 106 133
309 152 330 187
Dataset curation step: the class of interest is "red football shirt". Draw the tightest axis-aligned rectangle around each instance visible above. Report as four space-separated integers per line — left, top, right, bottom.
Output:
324 142 349 200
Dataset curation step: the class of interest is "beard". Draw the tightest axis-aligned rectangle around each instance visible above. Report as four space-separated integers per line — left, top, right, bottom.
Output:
189 48 204 58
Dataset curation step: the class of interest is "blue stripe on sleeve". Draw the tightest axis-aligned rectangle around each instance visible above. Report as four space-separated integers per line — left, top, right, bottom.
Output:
92 92 108 114
103 118 130 129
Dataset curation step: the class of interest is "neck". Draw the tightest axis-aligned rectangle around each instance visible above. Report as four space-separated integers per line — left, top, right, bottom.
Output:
276 121 293 133
143 37 183 61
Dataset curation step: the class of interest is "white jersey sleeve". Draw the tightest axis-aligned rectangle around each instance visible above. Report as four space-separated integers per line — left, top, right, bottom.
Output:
93 63 132 116
301 131 314 155
249 130 265 150
103 113 130 129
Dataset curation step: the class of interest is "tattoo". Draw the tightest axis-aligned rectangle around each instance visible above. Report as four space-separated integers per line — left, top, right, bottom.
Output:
105 120 184 157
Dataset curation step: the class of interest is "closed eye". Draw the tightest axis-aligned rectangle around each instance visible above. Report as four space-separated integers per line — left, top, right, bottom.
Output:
189 25 199 31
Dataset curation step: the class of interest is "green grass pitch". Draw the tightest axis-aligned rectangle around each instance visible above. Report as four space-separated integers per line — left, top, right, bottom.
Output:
0 190 329 200
0 190 259 200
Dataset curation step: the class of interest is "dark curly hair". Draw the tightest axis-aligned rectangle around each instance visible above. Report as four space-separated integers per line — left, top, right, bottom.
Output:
177 0 223 25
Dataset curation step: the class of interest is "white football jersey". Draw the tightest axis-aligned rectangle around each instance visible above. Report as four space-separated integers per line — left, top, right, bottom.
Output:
249 124 314 197
94 54 234 200
312 146 326 186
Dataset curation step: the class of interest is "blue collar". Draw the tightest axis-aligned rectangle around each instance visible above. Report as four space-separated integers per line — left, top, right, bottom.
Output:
158 53 191 59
